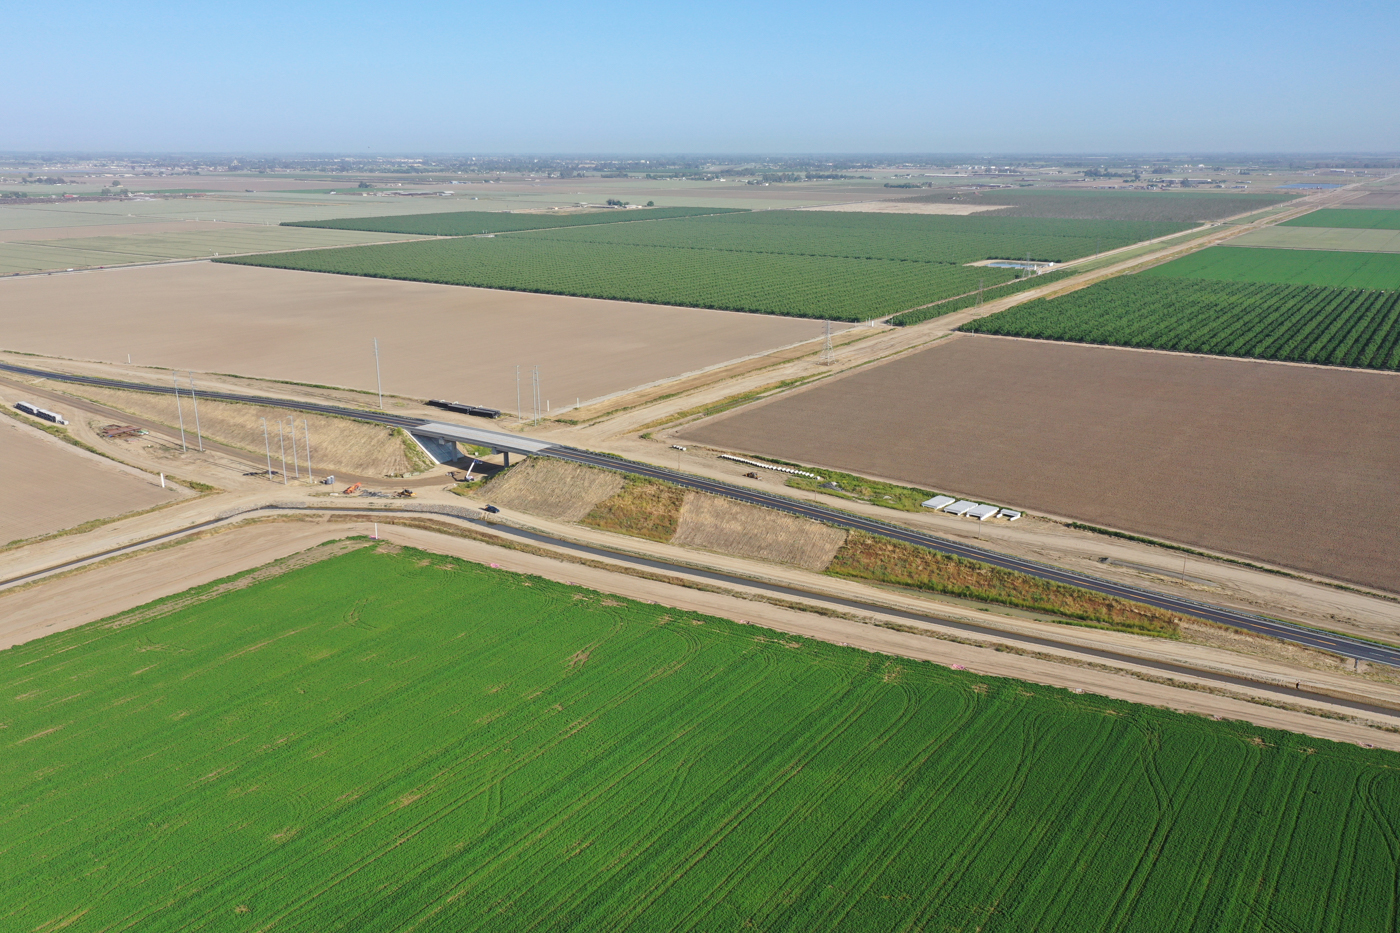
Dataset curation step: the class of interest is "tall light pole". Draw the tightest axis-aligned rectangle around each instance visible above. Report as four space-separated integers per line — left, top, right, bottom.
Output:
262 418 272 480
187 372 203 452
172 373 187 452
515 365 522 422
374 337 383 409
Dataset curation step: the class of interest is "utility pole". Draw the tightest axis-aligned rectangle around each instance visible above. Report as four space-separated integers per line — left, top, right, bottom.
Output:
303 419 313 483
532 365 541 424
262 418 272 480
374 337 383 409
172 373 187 452
278 421 288 485
187 372 203 452
287 417 300 480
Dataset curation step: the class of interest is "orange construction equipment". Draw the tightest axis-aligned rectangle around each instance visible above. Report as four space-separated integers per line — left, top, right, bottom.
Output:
343 482 363 495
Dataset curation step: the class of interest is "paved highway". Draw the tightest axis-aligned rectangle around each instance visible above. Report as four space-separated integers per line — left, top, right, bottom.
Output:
5 359 1397 668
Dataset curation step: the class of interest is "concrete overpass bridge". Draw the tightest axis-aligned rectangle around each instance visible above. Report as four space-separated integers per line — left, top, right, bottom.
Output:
406 421 556 466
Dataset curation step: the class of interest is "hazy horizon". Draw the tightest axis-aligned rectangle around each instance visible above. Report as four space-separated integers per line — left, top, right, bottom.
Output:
3 0 1395 154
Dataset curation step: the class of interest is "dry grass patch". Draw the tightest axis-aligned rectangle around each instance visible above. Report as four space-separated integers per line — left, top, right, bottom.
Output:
827 532 1182 637
671 492 847 570
57 384 418 476
582 478 685 542
481 458 625 521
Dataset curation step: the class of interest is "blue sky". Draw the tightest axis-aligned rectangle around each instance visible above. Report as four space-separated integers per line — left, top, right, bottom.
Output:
5 0 1397 154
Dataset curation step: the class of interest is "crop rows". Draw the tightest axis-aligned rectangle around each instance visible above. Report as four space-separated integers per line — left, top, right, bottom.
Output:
283 205 743 236
964 276 1400 370
888 268 1080 326
3 545 1395 932
1145 245 1400 290
518 213 1175 264
1282 208 1400 230
219 236 1019 321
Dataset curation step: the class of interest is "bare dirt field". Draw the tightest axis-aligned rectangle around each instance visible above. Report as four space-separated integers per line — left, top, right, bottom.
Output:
1344 190 1400 209
0 413 184 545
0 221 229 242
680 335 1400 594
801 201 1010 215
0 261 832 411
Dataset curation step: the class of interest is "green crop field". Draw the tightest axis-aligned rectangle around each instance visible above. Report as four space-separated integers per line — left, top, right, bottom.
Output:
888 268 1080 326
963 276 1400 370
897 188 1294 223
1145 246 1400 290
1283 208 1400 230
517 209 1193 264
4 543 1398 932
284 206 743 236
218 236 1019 320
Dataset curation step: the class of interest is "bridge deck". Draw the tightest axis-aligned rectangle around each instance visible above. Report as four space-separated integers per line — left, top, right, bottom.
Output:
410 421 557 456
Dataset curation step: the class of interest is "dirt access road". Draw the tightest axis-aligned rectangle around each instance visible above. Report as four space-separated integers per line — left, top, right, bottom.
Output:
6 513 1399 752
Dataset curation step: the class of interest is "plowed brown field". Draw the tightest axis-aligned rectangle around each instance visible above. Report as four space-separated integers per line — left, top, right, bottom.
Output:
681 335 1400 594
0 415 183 545
0 262 829 411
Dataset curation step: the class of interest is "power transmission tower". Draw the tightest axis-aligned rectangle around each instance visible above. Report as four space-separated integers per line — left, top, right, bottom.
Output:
819 321 835 365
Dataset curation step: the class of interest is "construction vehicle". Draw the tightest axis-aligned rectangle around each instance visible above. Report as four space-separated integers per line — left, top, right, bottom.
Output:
343 482 363 495
394 489 416 498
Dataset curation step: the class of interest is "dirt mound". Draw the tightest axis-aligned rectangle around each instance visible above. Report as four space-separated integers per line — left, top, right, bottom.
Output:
671 492 847 570
485 457 625 521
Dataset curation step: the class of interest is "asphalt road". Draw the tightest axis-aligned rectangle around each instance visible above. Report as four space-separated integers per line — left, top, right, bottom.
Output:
6 359 1397 668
